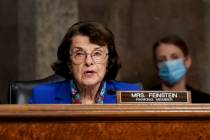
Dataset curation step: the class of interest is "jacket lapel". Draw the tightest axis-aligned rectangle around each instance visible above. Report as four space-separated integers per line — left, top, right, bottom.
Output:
54 81 72 103
103 82 117 104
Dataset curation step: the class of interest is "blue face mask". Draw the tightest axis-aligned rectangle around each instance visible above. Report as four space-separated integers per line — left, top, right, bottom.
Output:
158 59 187 85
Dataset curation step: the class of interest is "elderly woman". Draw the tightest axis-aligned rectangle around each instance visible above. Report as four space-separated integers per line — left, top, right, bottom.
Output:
29 21 142 104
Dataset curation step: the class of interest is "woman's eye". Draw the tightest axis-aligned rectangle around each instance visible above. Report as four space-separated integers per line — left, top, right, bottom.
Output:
75 52 85 56
157 57 166 63
93 51 102 56
171 55 179 60
157 59 164 63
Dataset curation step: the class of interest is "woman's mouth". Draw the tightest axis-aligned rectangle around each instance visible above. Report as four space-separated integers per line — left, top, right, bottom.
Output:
83 70 96 78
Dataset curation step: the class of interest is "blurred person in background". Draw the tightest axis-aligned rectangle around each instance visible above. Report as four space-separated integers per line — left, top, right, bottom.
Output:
151 35 210 103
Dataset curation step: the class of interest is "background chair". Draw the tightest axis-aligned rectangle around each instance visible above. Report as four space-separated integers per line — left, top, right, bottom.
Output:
8 74 65 104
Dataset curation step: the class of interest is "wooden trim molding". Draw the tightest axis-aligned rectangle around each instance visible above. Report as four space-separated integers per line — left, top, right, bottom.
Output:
0 104 210 118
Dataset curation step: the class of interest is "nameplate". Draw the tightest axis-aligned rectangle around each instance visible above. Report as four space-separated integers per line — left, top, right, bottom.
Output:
117 91 191 104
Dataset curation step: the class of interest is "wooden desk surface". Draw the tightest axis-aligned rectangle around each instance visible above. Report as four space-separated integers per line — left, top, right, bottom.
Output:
0 104 210 118
0 104 210 140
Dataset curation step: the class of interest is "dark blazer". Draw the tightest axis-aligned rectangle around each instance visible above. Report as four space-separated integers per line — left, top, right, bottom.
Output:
28 80 142 104
150 84 210 103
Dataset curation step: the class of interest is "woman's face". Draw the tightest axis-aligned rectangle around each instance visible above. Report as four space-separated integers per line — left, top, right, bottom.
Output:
155 43 191 68
69 35 108 87
155 43 185 63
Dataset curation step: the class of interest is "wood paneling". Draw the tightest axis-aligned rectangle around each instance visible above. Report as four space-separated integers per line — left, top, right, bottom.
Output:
0 104 210 140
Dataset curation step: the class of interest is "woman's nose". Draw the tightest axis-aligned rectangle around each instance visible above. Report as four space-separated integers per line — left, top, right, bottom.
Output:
85 54 94 65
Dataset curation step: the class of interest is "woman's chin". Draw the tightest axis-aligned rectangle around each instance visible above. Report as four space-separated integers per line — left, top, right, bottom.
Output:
80 79 101 87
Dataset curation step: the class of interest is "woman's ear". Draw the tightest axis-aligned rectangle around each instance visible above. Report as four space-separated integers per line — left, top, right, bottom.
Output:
184 56 192 69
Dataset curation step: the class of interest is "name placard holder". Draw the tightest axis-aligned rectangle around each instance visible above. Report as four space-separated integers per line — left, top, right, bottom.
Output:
117 91 191 104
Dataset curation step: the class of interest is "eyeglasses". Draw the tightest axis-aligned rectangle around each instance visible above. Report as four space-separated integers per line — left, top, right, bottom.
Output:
70 48 108 64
